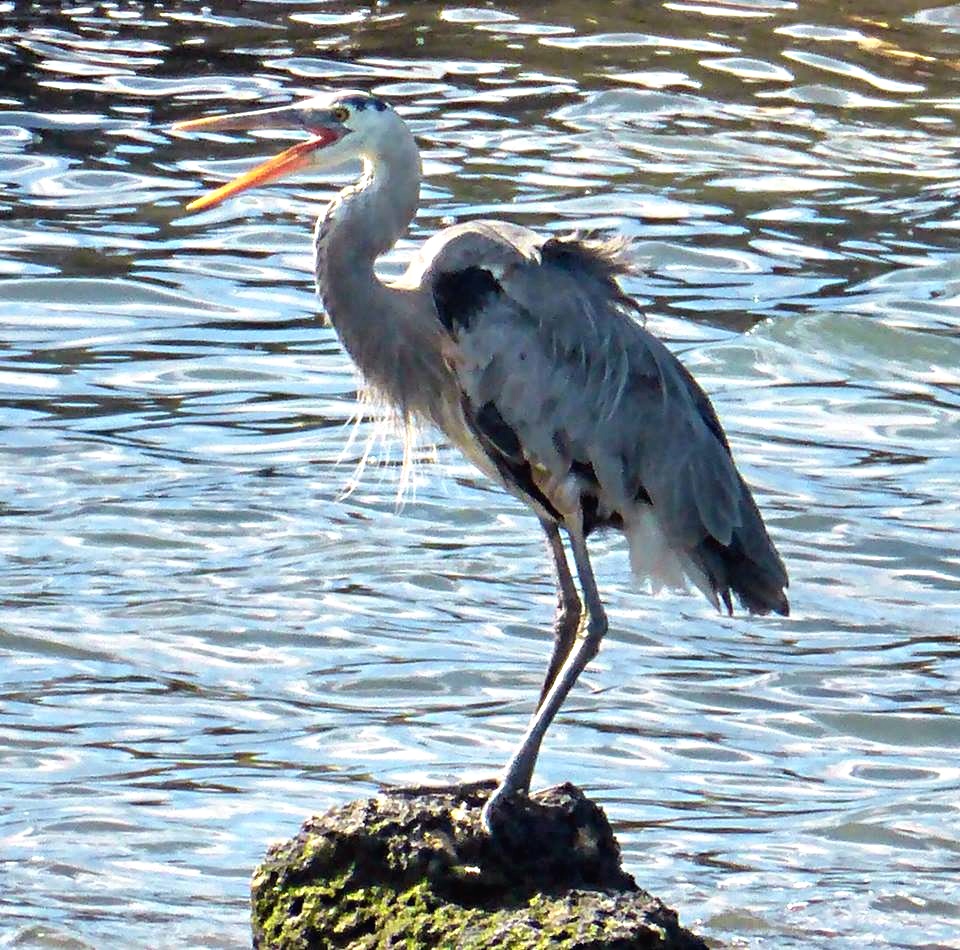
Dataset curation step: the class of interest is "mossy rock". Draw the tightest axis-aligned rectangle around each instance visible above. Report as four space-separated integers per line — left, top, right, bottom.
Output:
252 781 708 949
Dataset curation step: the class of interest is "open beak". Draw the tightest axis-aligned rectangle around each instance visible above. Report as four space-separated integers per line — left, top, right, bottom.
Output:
172 102 342 212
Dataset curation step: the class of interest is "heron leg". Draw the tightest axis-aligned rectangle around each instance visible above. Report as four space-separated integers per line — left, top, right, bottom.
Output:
482 518 607 833
537 518 582 711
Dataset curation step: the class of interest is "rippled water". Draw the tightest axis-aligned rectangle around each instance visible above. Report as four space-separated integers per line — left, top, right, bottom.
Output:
2 2 959 947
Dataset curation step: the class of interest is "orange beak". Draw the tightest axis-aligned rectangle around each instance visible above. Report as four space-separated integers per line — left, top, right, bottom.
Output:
173 107 343 212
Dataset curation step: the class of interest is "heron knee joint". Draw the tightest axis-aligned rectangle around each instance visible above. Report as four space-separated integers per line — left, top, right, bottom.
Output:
582 611 607 653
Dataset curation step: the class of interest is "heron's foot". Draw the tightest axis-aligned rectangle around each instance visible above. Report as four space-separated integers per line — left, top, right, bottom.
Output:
482 731 543 834
480 779 528 835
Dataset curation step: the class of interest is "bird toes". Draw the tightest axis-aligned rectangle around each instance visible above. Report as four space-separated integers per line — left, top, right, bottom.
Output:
480 783 525 836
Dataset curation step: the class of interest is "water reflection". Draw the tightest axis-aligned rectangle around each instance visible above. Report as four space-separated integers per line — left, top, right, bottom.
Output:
1 1 959 948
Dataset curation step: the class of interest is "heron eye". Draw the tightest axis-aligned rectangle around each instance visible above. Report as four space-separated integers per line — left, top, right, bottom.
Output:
331 105 350 122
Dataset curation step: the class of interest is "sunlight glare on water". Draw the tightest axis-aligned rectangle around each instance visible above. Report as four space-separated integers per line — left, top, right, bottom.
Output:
1 2 958 947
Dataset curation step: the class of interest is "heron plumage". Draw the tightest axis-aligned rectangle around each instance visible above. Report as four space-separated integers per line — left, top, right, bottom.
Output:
421 228 787 617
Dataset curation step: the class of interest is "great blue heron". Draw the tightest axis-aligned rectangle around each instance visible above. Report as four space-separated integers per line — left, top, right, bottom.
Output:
173 91 789 830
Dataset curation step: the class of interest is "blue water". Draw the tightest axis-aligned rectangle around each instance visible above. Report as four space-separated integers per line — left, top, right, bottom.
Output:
1 2 958 947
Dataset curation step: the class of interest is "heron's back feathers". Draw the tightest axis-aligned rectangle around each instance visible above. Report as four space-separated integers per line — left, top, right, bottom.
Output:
422 226 789 617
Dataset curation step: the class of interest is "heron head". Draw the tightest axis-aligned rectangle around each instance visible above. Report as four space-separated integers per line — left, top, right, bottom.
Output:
172 91 401 212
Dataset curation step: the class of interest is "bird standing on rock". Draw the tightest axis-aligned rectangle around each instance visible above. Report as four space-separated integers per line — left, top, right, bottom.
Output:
173 91 789 831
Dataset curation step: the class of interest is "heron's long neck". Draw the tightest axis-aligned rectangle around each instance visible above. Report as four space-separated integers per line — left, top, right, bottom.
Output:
314 141 419 307
314 133 445 423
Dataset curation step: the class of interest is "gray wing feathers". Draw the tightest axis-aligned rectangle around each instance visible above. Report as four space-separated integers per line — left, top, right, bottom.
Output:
425 226 788 615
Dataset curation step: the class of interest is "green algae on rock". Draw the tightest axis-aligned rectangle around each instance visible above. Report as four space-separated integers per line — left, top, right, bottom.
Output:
251 782 708 949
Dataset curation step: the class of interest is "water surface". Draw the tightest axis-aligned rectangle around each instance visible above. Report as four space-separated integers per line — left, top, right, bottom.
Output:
1 2 959 947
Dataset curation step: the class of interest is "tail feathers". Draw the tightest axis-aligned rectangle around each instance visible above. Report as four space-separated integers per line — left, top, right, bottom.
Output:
695 532 789 617
623 505 789 616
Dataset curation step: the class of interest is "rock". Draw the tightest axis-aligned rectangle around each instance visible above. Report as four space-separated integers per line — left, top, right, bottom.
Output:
251 780 708 949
